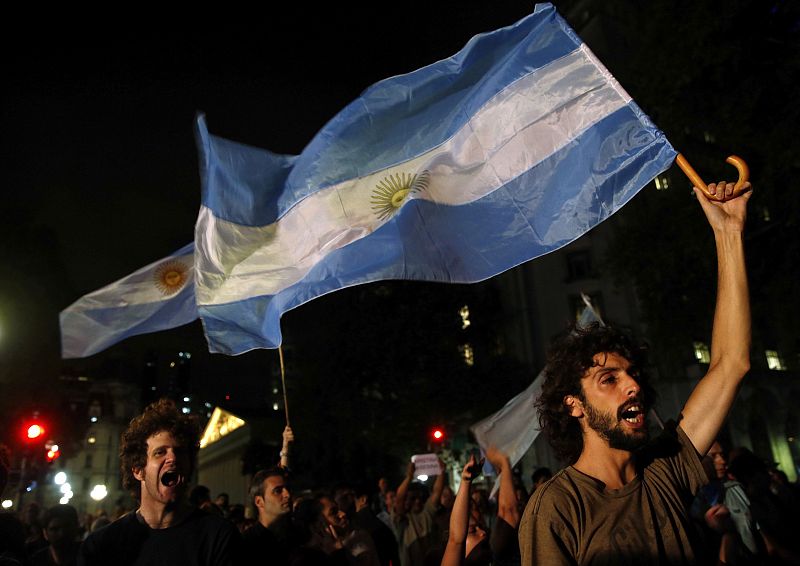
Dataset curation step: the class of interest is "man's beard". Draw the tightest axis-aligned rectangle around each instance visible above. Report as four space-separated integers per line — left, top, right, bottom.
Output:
583 398 649 452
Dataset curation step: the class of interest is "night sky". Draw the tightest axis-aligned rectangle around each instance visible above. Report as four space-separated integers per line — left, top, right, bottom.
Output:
2 3 542 403
2 1 797 414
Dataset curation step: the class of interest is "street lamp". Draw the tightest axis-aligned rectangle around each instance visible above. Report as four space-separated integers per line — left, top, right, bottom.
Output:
90 485 108 501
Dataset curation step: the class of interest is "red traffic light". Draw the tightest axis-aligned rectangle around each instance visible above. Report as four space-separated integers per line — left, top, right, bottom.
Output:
46 446 60 462
431 428 445 441
26 423 46 440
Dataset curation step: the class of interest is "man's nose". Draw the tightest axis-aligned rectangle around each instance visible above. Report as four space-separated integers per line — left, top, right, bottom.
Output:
622 372 641 397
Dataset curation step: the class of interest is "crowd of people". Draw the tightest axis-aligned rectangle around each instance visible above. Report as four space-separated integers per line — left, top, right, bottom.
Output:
3 177 800 565
1 399 798 566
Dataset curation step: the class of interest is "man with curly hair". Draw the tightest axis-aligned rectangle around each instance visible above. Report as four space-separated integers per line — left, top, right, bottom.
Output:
520 180 753 565
79 399 240 565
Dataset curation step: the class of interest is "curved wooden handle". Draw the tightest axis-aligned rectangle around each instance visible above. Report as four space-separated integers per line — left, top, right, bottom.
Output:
675 153 750 202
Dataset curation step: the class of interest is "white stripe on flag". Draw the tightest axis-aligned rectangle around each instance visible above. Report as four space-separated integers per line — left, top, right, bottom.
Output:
196 47 629 306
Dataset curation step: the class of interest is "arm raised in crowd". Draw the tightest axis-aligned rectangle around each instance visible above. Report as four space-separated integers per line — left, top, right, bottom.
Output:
485 446 520 529
394 461 415 518
441 454 482 566
279 425 294 469
681 182 752 456
427 458 447 509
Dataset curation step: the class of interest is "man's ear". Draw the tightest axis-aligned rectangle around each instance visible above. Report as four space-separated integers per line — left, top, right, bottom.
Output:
133 467 144 482
254 494 265 512
564 395 584 418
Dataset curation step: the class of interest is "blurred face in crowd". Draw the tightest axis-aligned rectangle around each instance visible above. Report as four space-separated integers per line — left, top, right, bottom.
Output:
320 496 349 535
133 431 191 507
405 490 424 513
44 517 79 549
384 490 396 511
440 486 455 509
707 442 728 480
256 475 291 524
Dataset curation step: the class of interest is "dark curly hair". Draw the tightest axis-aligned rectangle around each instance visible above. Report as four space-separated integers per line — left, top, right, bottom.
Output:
120 398 200 499
535 323 655 465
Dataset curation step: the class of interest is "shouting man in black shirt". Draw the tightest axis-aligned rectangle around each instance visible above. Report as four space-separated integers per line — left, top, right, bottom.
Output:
79 399 240 566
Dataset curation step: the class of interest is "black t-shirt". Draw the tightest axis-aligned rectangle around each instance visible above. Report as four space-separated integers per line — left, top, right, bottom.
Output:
78 508 240 566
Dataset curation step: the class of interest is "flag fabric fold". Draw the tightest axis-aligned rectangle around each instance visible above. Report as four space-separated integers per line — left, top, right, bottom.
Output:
195 2 676 355
471 302 603 496
59 243 197 358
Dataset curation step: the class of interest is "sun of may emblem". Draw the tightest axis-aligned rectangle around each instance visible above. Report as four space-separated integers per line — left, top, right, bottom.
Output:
370 170 430 220
153 260 189 296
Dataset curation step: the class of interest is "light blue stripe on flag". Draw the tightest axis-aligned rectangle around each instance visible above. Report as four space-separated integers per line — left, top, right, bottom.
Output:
60 243 198 358
195 3 676 355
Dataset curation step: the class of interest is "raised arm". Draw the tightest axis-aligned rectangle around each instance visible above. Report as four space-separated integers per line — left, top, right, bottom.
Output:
394 461 415 518
441 455 481 566
279 425 294 469
485 446 520 529
681 181 752 455
427 458 447 509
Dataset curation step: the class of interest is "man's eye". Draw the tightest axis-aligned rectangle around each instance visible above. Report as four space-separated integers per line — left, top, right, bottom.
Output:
602 376 616 384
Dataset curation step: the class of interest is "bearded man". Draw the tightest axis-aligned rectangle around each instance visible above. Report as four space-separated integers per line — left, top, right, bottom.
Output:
79 399 240 566
519 180 752 565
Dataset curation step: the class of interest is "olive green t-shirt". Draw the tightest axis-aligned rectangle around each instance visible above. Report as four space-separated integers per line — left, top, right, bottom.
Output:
519 425 708 565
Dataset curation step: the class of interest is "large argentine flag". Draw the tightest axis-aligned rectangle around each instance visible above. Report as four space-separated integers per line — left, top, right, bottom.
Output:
195 3 676 355
60 243 197 358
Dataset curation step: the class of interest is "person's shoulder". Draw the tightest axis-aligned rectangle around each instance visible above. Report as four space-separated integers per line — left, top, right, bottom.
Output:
184 507 239 536
522 468 582 522
85 511 142 540
80 512 145 564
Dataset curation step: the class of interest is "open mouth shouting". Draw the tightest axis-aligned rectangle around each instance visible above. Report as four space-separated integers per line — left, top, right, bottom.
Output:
160 469 184 489
618 401 645 429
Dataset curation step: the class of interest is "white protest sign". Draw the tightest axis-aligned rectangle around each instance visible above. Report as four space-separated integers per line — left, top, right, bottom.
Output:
411 453 442 477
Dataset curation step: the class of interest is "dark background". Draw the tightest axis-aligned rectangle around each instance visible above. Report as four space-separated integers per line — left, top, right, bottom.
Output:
2 1 798 483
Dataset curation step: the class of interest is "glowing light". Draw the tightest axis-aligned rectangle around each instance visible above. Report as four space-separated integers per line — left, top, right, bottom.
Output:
183 396 190 402
433 430 444 440
59 496 69 505
272 403 279 411
199 407 246 449
1 500 12 509
417 474 429 482
60 483 71 494
54 472 67 485
27 424 45 439
90 485 108 501
90 417 98 423
87 436 96 444
182 407 190 414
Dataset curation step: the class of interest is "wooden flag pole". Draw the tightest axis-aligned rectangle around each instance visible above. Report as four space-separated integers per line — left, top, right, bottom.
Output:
675 154 750 201
278 345 290 427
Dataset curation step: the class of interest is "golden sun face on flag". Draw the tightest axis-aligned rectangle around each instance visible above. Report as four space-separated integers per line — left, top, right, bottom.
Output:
153 260 189 296
371 170 430 220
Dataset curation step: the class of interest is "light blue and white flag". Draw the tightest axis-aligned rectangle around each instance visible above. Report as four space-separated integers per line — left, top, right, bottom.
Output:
195 3 676 355
471 299 603 496
60 243 197 358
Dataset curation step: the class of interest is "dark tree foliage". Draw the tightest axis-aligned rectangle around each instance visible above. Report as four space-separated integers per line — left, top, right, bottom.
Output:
594 0 800 378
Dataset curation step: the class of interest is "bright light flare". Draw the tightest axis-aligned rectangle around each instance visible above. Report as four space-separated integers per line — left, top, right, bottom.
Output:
1 500 12 509
27 424 45 439
54 472 67 485
90 485 108 501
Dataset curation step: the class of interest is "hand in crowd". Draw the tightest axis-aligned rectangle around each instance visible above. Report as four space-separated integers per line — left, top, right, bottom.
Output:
694 181 752 234
704 503 734 534
282 425 294 447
